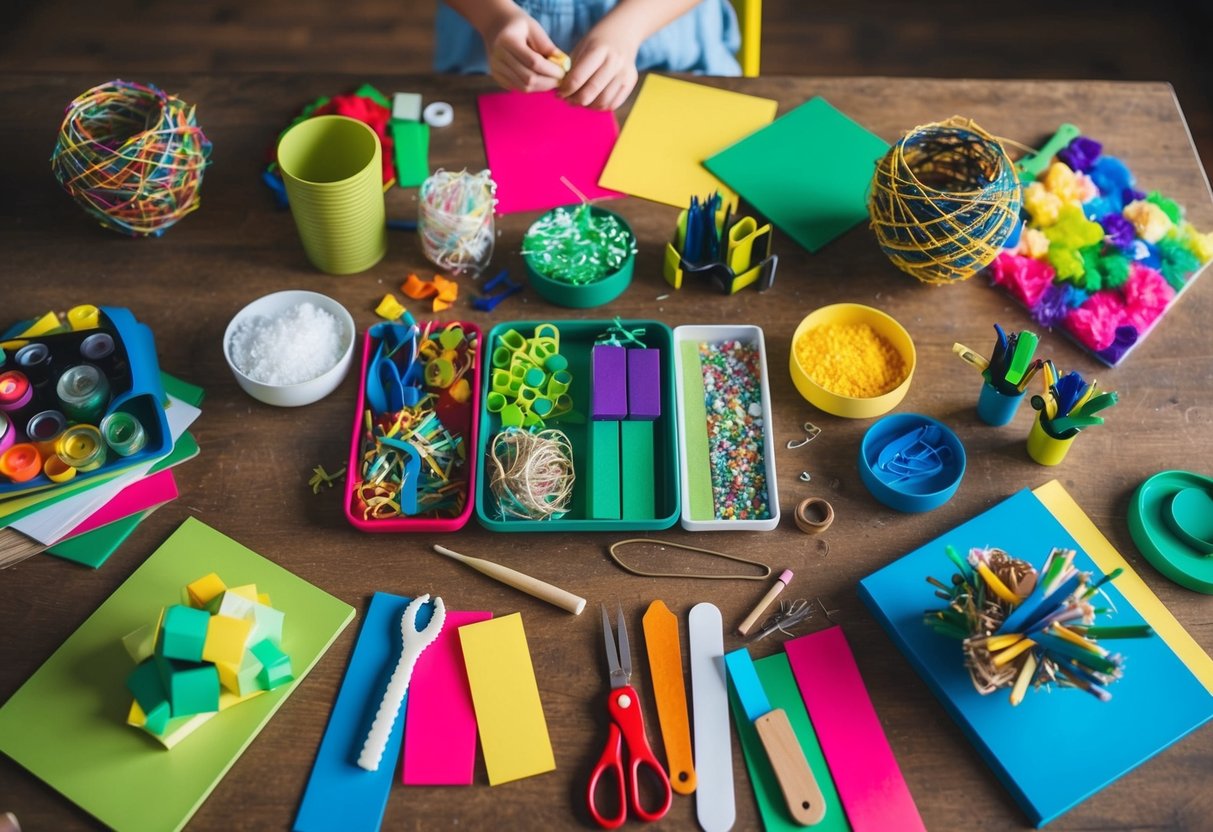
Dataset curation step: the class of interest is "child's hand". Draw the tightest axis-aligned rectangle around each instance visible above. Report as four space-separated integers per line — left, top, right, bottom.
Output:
561 22 640 110
484 10 566 93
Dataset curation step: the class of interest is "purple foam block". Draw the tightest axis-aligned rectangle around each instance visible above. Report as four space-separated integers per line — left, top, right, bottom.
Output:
626 348 661 420
591 344 628 420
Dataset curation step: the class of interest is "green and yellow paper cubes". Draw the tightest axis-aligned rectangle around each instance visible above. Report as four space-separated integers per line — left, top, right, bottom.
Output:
123 572 293 747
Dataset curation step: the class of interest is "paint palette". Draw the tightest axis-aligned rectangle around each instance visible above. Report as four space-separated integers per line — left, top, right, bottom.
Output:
474 319 679 532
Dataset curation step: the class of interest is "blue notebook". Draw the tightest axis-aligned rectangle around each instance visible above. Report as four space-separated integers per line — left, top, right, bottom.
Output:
858 482 1213 828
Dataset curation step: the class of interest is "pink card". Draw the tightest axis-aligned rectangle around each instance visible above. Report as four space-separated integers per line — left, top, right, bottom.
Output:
401 610 493 785
477 90 623 215
58 470 178 541
784 626 926 832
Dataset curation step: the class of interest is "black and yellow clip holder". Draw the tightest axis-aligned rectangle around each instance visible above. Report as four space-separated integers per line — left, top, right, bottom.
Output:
662 195 778 295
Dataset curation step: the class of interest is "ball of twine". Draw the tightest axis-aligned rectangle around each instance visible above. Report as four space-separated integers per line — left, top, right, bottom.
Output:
50 79 212 237
868 116 1021 285
488 427 575 521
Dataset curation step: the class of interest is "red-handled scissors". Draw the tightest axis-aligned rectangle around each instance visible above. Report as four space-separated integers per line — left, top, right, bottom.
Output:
587 604 673 830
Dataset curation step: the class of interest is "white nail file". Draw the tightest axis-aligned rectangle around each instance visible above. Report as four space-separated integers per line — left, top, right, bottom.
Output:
689 602 735 832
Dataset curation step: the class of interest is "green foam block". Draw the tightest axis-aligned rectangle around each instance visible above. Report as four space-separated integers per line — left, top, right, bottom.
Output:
391 120 430 188
679 340 714 520
588 420 621 520
620 420 655 520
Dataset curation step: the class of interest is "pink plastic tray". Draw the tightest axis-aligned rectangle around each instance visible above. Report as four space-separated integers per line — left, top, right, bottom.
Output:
343 320 482 532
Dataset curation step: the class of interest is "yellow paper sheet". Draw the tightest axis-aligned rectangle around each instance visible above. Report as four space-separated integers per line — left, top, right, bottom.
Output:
599 74 779 208
458 613 555 785
1034 479 1213 693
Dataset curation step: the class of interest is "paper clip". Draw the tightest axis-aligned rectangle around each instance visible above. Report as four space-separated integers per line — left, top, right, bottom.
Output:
786 422 821 450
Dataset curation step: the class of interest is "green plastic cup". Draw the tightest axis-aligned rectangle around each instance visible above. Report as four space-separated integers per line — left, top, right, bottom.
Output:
277 115 387 275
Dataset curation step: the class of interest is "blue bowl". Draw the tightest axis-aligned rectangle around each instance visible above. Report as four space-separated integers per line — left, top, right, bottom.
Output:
858 413 966 512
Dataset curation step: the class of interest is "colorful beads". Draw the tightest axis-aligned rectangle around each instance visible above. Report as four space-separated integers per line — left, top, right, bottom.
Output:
699 340 769 521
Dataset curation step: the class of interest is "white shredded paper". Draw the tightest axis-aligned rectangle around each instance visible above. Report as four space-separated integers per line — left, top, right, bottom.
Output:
229 302 342 385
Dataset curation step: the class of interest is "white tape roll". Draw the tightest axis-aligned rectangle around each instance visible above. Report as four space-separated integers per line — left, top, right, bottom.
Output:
423 101 454 128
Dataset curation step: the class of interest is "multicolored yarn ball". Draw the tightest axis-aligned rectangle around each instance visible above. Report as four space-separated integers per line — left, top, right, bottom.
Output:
869 117 1022 285
51 80 212 237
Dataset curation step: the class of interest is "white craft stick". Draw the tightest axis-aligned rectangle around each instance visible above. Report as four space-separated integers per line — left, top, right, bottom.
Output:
357 594 446 771
689 602 735 832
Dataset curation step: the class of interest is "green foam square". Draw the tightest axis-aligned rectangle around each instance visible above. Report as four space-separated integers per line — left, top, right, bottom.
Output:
154 655 220 718
159 605 209 663
250 640 293 691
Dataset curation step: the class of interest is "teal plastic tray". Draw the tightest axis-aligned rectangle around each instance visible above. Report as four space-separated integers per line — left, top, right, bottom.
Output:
475 319 679 532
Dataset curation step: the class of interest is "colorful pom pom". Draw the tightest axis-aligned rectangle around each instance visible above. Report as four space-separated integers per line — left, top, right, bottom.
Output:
1090 156 1135 200
1155 237 1201 290
1124 200 1173 244
1064 290 1125 351
1015 227 1051 259
1147 191 1182 224
1058 136 1102 172
1122 263 1176 332
989 252 1057 308
1024 181 1063 227
1099 213 1136 250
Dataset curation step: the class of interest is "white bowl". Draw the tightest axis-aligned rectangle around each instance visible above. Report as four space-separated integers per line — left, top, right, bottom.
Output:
223 290 355 407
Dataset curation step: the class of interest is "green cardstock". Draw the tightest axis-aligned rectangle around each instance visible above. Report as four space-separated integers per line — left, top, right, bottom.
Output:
704 97 890 253
728 652 850 832
678 340 714 520
0 517 354 832
47 510 153 568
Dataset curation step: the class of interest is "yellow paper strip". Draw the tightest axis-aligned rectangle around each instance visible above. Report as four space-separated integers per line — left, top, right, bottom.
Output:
1034 479 1213 694
458 613 555 785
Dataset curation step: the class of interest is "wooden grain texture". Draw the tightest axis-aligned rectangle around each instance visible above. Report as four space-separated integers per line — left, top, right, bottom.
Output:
2 73 1212 832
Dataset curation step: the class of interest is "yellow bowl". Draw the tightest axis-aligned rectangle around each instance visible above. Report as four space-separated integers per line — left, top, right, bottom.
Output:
789 303 915 419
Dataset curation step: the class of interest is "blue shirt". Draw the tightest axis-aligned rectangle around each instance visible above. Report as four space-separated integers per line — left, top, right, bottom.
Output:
435 0 741 77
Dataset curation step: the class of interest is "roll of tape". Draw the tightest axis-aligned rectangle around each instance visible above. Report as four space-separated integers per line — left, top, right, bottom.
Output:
423 101 453 128
794 497 835 535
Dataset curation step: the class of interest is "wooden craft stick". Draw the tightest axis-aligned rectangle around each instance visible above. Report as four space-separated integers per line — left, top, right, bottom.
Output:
431 545 586 615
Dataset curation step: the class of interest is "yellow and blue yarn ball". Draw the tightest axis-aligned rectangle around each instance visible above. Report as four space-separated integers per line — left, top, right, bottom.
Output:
869 117 1021 285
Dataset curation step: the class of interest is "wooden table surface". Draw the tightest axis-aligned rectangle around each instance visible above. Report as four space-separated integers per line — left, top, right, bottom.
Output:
3 73 1212 831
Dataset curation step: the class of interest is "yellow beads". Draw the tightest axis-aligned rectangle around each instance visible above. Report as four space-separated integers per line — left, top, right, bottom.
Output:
794 323 907 399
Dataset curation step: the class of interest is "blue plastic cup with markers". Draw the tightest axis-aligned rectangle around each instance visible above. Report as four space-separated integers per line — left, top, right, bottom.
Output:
976 380 1026 426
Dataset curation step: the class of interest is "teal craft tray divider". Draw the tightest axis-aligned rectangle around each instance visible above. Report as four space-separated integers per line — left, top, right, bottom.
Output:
475 319 679 532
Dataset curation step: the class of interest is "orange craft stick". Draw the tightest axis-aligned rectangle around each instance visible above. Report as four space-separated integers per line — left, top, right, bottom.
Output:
642 600 697 794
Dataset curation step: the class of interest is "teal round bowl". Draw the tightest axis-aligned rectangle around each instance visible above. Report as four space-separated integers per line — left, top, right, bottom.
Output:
523 206 635 308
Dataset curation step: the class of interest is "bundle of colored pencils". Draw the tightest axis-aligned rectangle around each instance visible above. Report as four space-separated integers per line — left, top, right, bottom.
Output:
925 545 1152 706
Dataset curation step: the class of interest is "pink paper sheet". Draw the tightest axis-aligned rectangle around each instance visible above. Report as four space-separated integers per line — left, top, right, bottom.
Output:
784 626 926 832
57 469 178 542
401 610 493 785
477 90 623 215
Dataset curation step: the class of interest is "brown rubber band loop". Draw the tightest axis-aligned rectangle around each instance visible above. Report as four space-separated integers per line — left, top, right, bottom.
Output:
795 497 834 535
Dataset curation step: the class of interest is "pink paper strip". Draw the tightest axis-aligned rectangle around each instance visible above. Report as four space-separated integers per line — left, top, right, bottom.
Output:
401 610 493 785
477 90 623 215
58 470 178 541
784 626 925 832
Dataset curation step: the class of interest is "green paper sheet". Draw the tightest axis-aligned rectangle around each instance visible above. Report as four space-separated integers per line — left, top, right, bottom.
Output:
47 510 154 568
679 339 714 520
728 652 849 832
704 97 889 253
0 517 354 832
